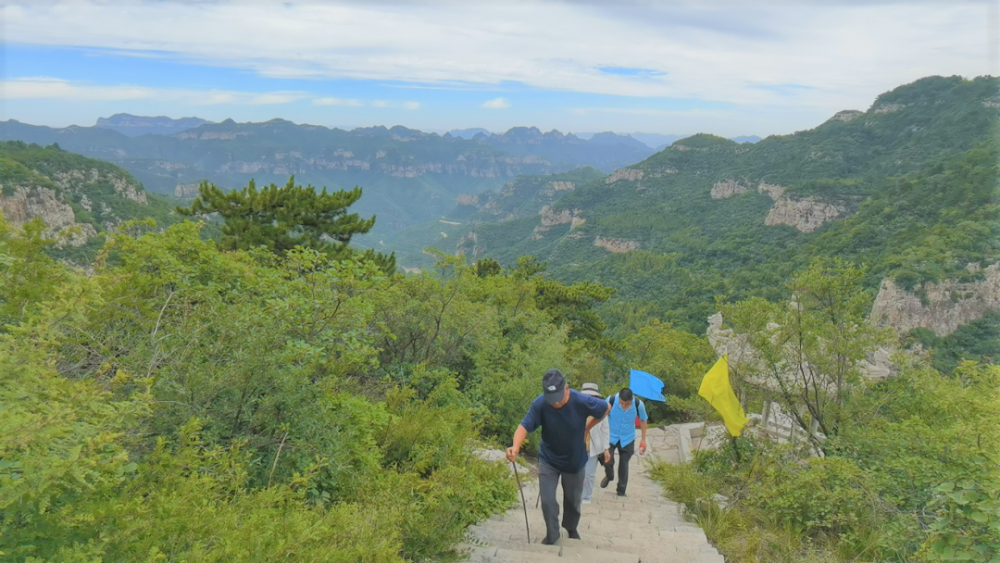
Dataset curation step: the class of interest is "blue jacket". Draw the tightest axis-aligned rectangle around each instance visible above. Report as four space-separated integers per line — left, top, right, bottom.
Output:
606 393 647 447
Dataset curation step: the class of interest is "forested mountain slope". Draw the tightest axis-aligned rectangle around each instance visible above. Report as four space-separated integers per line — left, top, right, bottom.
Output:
419 76 998 335
0 119 653 239
0 141 175 261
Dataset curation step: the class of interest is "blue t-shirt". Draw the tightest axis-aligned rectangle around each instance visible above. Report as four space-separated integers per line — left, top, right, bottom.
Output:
606 393 648 447
520 389 609 473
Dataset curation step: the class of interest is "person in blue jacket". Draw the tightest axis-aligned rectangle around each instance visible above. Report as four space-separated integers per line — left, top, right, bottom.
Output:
600 387 647 497
506 369 611 544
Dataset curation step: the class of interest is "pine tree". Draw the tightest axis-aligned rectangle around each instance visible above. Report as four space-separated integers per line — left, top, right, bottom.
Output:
177 176 394 270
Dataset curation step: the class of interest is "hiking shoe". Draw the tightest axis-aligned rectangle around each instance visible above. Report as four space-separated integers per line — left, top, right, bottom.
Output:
600 476 610 488
617 492 627 497
541 536 558 546
581 498 592 505
568 530 581 540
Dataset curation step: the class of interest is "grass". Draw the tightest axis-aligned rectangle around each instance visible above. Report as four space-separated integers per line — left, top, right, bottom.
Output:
648 460 876 563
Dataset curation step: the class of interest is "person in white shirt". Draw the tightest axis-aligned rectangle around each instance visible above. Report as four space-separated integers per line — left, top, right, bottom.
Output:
580 382 610 504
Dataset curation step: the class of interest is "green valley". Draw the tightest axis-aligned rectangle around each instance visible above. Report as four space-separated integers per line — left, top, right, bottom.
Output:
0 119 656 240
401 76 998 338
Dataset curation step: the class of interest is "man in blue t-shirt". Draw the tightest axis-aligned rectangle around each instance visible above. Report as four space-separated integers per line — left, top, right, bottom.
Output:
601 387 648 497
506 369 611 545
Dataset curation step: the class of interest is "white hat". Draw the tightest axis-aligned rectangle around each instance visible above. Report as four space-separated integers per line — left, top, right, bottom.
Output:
581 382 601 397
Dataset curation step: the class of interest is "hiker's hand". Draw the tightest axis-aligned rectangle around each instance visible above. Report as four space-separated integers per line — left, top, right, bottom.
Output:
639 439 647 455
506 446 519 462
603 450 610 463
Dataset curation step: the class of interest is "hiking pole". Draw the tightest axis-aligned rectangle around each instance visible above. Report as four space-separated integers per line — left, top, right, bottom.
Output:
510 460 531 544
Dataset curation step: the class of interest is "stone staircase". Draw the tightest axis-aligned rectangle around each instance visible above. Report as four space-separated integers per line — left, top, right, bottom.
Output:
462 429 723 563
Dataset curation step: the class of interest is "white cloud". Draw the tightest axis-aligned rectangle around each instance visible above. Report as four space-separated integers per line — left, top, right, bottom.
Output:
481 97 510 109
0 2 993 126
0 77 306 105
313 97 364 107
403 101 421 110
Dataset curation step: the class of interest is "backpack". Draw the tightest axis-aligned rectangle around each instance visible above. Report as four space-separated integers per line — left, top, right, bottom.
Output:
609 394 644 428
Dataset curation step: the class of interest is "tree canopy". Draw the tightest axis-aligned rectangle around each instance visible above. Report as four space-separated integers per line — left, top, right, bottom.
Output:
177 176 376 257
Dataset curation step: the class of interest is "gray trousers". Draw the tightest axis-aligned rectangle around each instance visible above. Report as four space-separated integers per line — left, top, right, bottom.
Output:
538 461 585 542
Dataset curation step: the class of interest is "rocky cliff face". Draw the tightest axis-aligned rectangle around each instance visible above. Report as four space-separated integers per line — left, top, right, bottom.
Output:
826 110 863 123
765 196 846 232
0 185 96 246
871 264 1000 336
711 179 785 201
605 168 644 184
593 236 639 253
707 312 894 385
1 142 156 249
710 179 752 199
53 168 147 204
532 206 585 239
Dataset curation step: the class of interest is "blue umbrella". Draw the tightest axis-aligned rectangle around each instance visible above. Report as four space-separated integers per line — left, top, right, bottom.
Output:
629 369 665 402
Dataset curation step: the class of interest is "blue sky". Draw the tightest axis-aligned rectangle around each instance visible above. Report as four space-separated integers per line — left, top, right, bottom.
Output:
1 1 995 137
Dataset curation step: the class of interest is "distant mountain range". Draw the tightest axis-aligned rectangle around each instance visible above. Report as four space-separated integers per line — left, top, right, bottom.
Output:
385 76 998 335
0 117 657 238
447 128 491 139
573 132 759 150
96 113 213 137
451 130 759 149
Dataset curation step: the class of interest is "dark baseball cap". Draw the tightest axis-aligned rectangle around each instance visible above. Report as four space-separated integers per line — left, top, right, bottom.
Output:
542 369 567 405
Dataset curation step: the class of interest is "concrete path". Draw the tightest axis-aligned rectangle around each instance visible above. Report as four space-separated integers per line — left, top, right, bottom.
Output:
461 428 722 562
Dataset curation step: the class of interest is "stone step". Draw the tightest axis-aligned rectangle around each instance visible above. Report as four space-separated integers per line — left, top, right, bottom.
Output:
463 456 721 563
490 548 565 562
560 546 639 562
638 552 725 563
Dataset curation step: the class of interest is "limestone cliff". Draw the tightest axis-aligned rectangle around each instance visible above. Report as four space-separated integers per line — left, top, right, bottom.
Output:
765 196 846 232
710 179 752 199
707 312 894 385
605 168 644 184
711 179 785 201
594 236 639 253
826 110 863 124
0 185 96 246
53 168 148 204
871 264 1000 336
1 141 163 251
532 206 584 239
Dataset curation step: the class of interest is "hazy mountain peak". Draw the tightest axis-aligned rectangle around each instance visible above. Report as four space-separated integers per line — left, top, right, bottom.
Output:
447 127 491 139
95 113 212 137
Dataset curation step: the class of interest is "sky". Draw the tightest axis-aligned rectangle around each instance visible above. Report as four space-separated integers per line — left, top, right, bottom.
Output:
1 1 996 138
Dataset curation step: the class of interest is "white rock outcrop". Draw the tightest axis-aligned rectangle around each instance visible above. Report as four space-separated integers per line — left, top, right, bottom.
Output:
827 110 863 123
593 236 639 253
870 264 1000 337
710 179 752 199
707 312 895 386
456 194 479 206
756 182 786 200
538 206 573 227
872 103 906 114
533 207 584 239
0 186 96 247
605 168 644 184
765 197 846 232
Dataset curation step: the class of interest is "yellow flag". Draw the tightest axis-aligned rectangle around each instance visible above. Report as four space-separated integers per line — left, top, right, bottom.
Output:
698 354 749 437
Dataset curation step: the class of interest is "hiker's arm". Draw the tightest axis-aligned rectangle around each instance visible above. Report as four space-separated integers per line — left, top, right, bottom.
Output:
506 425 529 462
585 402 611 433
639 419 648 454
